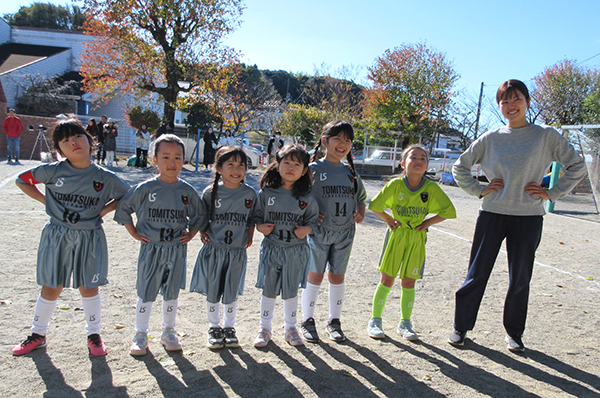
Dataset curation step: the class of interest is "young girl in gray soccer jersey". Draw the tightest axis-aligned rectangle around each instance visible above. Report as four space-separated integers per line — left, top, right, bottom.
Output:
12 119 129 357
189 146 257 350
253 145 319 348
300 121 367 343
115 134 203 356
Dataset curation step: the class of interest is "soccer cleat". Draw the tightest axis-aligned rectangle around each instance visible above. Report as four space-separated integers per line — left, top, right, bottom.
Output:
397 320 418 341
325 318 346 342
284 327 304 346
160 328 182 351
448 329 467 347
367 318 385 339
87 334 108 356
300 317 319 343
207 327 224 350
12 333 46 356
223 327 240 348
130 332 149 356
505 334 525 353
253 328 272 348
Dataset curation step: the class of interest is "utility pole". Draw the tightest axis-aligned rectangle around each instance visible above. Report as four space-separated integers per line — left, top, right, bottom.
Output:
473 82 484 140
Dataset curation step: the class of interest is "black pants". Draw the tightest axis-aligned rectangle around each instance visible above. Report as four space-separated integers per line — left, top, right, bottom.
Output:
454 211 543 337
96 144 106 163
136 148 148 167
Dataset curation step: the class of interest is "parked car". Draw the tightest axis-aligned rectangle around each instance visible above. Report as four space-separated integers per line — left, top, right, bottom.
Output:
428 151 487 181
363 149 402 168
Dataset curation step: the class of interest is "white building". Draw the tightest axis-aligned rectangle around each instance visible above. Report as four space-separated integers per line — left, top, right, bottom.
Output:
0 19 161 156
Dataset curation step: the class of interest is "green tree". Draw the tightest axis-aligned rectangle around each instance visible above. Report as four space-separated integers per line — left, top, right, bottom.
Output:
365 43 459 141
3 3 85 30
262 70 308 103
126 106 161 131
274 104 333 147
532 59 600 126
81 0 243 125
302 75 364 121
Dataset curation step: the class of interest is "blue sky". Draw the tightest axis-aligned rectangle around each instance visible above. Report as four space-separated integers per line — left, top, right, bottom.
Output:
3 0 600 126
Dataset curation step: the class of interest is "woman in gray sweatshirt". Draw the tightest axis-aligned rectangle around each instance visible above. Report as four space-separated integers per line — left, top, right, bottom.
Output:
447 79 586 353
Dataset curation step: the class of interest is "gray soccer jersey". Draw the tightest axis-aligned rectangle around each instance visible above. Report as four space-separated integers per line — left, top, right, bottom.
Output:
255 187 319 246
200 183 257 248
114 177 204 242
17 161 129 229
309 159 367 229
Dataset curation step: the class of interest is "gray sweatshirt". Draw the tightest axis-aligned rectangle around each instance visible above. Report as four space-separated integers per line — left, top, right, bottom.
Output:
452 124 586 216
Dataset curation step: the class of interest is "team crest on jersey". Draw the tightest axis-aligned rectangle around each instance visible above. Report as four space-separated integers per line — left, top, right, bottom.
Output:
93 181 104 192
245 198 253 208
347 174 355 183
299 200 307 210
421 192 429 203
181 195 189 205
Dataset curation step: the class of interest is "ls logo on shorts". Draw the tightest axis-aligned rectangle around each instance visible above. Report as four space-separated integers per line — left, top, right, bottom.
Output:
421 192 429 203
93 181 104 192
299 200 307 210
245 198 253 208
181 195 189 205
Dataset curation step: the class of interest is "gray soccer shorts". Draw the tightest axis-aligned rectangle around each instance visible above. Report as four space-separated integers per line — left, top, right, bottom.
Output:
136 241 187 302
189 241 247 305
308 224 356 275
37 222 108 289
256 239 309 300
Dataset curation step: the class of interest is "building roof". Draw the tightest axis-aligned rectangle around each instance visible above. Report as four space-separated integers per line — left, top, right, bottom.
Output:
0 43 69 74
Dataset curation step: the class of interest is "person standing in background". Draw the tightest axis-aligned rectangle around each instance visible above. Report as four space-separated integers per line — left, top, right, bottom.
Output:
3 108 23 164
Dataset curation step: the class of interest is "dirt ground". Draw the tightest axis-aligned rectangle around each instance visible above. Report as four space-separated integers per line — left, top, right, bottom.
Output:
1 159 599 398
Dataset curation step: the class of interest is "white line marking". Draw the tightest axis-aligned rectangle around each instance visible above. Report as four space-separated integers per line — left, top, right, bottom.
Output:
430 226 599 290
0 171 20 189
0 210 45 214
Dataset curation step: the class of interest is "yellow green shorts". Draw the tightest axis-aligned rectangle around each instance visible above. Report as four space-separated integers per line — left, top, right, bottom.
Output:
377 227 426 279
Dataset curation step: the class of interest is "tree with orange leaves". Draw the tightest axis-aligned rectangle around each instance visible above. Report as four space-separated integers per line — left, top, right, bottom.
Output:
193 63 278 133
365 43 459 141
532 59 599 126
80 0 243 124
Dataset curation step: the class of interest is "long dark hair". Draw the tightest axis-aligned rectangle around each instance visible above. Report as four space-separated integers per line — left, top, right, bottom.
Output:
86 118 98 136
260 144 312 199
311 120 358 193
208 146 248 220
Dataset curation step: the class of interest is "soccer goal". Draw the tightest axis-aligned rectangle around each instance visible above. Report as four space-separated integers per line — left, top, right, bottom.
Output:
560 125 600 214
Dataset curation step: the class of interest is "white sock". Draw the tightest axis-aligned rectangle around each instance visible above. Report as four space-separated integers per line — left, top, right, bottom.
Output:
329 282 345 322
259 296 276 331
162 299 178 330
135 297 153 333
82 294 102 336
301 282 320 322
223 301 238 328
283 296 298 332
31 295 57 336
206 301 220 328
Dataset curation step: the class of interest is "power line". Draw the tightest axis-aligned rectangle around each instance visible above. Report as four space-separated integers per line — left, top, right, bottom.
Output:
578 52 600 65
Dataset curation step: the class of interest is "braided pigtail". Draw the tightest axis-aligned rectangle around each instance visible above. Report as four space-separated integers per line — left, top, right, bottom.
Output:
311 139 322 163
345 152 358 194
